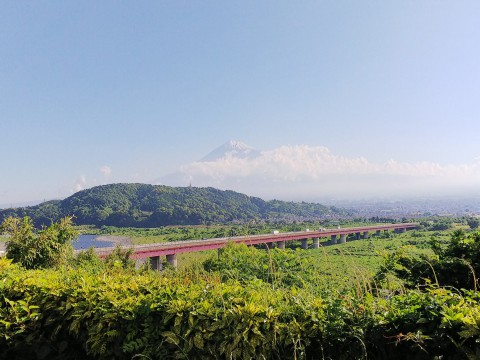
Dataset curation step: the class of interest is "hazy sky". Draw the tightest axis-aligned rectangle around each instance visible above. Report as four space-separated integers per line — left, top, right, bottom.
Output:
2 1 480 205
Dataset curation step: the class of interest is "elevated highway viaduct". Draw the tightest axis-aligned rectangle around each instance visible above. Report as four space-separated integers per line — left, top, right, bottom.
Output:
92 223 418 269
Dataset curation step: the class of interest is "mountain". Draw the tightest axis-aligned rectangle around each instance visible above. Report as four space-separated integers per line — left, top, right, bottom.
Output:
154 140 261 187
0 183 349 228
200 140 260 162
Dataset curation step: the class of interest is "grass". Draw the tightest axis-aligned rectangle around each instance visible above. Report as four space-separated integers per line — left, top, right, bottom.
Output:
284 229 451 290
130 235 170 245
177 249 217 269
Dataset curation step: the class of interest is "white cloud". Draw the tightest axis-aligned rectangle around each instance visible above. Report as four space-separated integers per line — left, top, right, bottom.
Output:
163 145 480 200
183 145 480 179
73 175 87 192
99 165 112 178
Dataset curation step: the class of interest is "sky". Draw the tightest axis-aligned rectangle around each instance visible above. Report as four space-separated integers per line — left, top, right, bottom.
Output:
2 1 480 206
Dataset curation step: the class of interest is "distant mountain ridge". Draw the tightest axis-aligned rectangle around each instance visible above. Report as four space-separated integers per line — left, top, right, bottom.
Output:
0 200 45 210
0 183 348 227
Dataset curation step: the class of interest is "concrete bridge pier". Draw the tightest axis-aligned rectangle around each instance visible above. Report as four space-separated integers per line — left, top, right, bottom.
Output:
339 234 347 244
265 242 274 249
149 256 162 271
301 239 308 250
166 254 177 268
277 241 286 249
355 232 361 240
399 228 407 233
330 235 337 245
313 237 320 249
363 231 370 239
376 230 381 236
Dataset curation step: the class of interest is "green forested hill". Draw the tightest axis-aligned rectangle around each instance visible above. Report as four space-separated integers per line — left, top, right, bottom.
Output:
0 183 348 227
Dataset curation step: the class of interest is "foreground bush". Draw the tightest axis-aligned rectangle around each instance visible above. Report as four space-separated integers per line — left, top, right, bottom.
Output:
1 253 480 359
378 230 480 291
0 262 329 359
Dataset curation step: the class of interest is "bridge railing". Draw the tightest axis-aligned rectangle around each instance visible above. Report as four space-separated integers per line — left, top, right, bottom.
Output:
89 223 418 258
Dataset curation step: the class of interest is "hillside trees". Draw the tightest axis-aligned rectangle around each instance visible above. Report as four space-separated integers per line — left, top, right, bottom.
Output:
0 184 347 228
466 216 480 230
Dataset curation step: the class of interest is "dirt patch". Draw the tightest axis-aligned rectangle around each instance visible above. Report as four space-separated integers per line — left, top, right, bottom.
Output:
95 236 132 247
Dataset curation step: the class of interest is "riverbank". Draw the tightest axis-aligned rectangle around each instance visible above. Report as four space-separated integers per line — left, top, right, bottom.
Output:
95 235 132 247
0 236 133 254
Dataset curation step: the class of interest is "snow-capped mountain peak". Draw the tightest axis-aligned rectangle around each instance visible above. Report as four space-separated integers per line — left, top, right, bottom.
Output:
200 140 259 162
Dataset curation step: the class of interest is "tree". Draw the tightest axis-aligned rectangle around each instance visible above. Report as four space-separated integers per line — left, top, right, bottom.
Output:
466 217 480 230
1 216 77 269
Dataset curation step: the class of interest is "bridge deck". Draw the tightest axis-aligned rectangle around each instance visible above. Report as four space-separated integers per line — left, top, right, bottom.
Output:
89 223 417 259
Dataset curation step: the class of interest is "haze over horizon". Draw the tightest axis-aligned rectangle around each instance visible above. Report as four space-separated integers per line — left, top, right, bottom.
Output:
2 2 480 206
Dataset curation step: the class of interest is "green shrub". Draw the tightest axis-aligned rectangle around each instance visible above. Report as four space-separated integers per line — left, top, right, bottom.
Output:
2 242 480 359
203 242 317 288
1 216 77 269
378 230 480 290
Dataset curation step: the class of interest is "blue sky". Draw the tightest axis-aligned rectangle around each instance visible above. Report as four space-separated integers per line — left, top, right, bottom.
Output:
2 1 480 205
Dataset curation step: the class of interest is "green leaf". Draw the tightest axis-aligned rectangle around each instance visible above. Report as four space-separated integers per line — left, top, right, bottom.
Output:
194 333 204 350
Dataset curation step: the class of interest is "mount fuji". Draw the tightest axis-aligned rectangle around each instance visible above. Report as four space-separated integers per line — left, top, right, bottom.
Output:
153 140 261 187
200 140 260 162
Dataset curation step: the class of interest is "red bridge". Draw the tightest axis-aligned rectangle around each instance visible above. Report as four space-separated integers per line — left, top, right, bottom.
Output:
93 223 417 269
